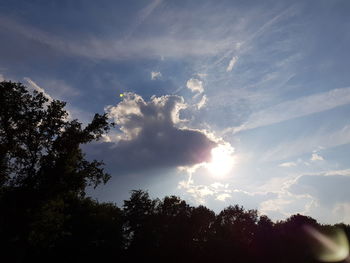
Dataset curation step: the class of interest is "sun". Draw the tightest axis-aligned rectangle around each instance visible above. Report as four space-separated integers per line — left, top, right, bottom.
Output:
206 144 235 177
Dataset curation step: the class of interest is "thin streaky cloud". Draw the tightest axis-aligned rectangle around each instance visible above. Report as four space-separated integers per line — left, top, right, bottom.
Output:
197 95 207 110
228 86 350 134
23 77 88 122
242 5 299 48
24 77 53 101
262 125 350 162
123 0 163 40
226 56 238 72
138 0 163 24
0 16 231 60
208 5 299 71
172 86 186 95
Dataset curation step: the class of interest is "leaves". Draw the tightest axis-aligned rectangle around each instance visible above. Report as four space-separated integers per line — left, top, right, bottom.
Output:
0 81 112 196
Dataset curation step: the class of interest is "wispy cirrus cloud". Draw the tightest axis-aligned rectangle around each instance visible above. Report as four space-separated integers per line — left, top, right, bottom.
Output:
0 2 299 63
23 77 91 124
23 77 79 101
228 86 350 134
123 0 163 40
0 15 232 60
262 125 350 162
24 77 53 101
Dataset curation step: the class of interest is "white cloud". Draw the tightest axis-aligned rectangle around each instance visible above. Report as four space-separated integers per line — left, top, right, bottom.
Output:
216 193 231 201
231 86 350 134
24 77 53 101
151 71 162 80
186 78 203 93
235 42 243 49
178 181 215 204
196 73 207 78
259 191 316 221
310 153 324 161
211 182 228 189
279 161 297 167
323 169 350 177
178 175 228 204
0 74 4 82
179 170 278 208
197 95 207 109
226 56 238 72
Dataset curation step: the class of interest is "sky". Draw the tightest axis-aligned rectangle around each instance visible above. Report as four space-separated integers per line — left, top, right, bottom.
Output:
1 0 350 224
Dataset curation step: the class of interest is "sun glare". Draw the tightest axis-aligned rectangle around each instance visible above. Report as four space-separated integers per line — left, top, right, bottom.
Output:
207 144 235 177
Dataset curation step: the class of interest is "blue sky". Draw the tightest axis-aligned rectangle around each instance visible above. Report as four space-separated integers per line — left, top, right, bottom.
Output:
1 0 350 224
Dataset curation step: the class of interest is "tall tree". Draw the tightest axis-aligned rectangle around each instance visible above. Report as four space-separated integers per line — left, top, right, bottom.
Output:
0 81 115 262
123 190 160 261
0 81 111 196
212 205 259 262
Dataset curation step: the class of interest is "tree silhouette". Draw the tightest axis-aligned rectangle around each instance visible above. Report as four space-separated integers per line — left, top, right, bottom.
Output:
210 205 259 262
0 81 118 262
0 81 111 195
123 190 159 260
189 205 216 261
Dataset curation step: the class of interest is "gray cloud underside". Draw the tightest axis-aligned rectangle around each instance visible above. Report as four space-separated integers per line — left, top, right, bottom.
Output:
85 94 216 175
88 129 215 175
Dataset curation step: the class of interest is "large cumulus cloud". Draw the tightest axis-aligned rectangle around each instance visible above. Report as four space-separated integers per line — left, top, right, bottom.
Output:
85 93 217 175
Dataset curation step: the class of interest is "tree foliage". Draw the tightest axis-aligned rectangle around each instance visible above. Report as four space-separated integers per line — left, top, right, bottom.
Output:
0 81 116 262
0 81 111 195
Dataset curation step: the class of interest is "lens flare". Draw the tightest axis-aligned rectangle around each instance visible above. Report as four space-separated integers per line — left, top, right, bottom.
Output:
304 225 350 262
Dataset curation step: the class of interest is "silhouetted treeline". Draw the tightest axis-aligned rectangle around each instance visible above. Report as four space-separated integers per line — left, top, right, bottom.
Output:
1 81 349 263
